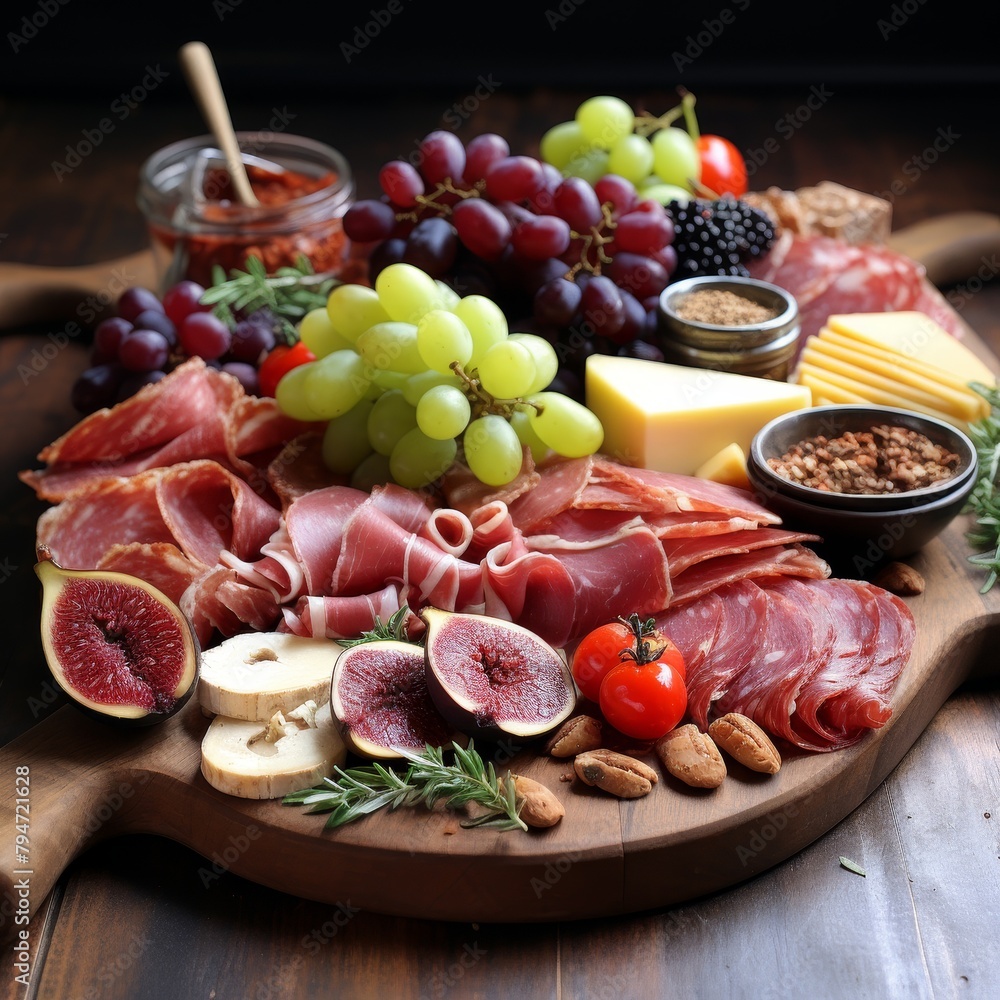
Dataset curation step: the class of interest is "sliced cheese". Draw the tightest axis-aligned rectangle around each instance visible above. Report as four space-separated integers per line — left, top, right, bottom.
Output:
795 361 966 427
816 327 991 410
693 443 751 490
585 355 812 476
825 311 996 386
796 368 871 405
798 341 983 421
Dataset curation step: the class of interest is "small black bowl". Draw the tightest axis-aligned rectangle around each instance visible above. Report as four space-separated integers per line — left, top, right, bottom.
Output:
746 405 979 566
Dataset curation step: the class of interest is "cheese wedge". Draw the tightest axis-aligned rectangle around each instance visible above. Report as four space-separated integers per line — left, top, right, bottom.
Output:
585 355 812 476
693 443 751 490
825 311 995 386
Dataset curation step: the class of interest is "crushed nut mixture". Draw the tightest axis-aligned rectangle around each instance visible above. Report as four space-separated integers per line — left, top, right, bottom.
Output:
766 424 961 494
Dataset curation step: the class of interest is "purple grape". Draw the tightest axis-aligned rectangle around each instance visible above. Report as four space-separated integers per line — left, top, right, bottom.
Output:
343 199 397 243
228 319 276 364
607 251 672 300
119 329 170 372
116 286 163 324
553 177 604 232
221 361 260 395
179 312 232 360
367 237 408 281
534 277 582 327
71 363 126 414
402 216 458 277
132 308 177 347
451 199 512 261
418 130 466 185
92 316 133 364
618 339 665 363
580 275 626 340
463 133 510 183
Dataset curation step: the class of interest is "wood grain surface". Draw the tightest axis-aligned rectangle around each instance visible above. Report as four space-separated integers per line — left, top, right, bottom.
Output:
2 82 1000 1000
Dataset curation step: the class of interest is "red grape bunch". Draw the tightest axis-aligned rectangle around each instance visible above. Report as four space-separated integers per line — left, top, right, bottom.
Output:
342 130 681 400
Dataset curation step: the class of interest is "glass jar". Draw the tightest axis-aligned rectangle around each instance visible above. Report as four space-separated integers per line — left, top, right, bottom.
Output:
137 132 354 292
657 275 801 381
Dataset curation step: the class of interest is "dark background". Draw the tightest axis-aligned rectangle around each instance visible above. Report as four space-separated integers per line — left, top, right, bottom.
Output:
2 0 995 98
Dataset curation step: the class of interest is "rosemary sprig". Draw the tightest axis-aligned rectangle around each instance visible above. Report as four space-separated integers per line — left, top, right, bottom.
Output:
283 741 527 832
199 254 338 341
336 605 416 648
964 381 1000 593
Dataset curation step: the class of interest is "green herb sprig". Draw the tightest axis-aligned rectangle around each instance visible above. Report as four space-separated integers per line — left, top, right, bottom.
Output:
336 605 416 648
964 381 1000 593
283 741 527 832
199 254 338 342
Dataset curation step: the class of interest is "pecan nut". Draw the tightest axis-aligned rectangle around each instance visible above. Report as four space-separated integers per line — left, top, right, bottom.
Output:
708 713 782 774
544 714 603 758
573 748 658 798
655 724 727 788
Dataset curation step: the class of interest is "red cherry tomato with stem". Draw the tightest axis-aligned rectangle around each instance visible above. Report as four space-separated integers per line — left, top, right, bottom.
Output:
571 613 686 703
257 341 317 398
599 657 687 741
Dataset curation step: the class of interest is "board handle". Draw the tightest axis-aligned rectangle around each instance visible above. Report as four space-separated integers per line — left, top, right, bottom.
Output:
0 707 142 940
888 211 1000 287
0 250 157 330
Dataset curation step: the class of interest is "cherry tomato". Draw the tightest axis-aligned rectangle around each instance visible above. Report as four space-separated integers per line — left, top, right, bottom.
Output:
599 659 687 741
571 621 633 702
696 134 748 198
571 615 686 702
257 341 317 398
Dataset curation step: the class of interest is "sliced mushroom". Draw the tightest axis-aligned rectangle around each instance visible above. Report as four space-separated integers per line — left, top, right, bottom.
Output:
198 631 338 721
200 701 346 799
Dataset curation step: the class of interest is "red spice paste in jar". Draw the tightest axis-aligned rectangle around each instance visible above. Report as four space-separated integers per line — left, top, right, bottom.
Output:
139 134 355 289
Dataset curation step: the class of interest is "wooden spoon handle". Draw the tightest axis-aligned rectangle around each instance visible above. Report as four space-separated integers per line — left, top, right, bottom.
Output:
178 41 259 208
888 211 1000 287
0 250 156 330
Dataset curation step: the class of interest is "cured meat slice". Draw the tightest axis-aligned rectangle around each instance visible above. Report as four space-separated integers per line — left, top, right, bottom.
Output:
668 579 770 728
280 584 403 640
96 542 203 607
746 232 934 342
649 590 725 679
661 527 822 577
20 358 321 503
668 544 830 606
181 565 281 646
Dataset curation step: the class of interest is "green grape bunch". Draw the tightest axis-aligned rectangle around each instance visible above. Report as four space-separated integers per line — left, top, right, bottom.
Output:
273 262 604 491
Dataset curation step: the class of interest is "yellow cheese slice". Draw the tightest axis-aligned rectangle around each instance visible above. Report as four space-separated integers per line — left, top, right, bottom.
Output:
816 326 991 406
795 369 871 405
825 311 996 386
799 340 984 421
585 355 812 476
693 443 751 490
795 361 966 427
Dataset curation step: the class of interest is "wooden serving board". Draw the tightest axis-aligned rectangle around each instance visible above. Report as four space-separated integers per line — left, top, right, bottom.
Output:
1 526 996 926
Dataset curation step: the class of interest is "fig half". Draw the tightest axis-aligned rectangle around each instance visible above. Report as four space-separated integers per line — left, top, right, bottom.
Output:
36 547 199 726
330 640 459 760
421 608 577 742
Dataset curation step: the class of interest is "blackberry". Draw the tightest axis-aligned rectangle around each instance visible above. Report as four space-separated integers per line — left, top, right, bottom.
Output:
667 197 776 278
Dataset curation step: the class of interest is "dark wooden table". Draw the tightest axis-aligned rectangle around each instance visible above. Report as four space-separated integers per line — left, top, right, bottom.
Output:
2 81 999 1000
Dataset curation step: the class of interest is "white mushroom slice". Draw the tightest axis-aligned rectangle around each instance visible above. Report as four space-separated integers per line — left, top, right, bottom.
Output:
198 632 338 721
201 702 346 799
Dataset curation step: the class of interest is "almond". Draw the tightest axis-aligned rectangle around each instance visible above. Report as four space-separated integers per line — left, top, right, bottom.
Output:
655 725 726 788
510 774 565 829
708 713 782 774
872 560 925 596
